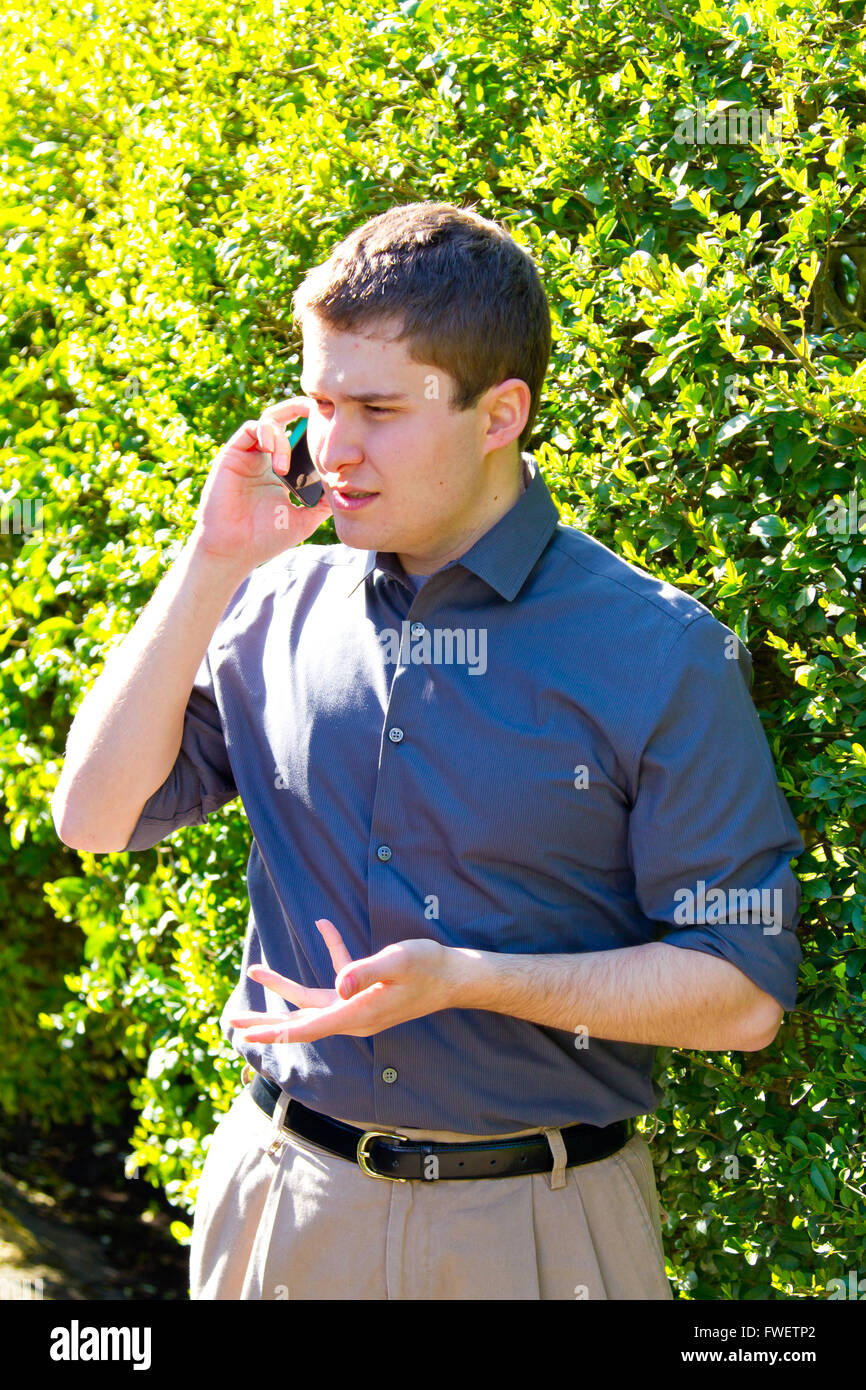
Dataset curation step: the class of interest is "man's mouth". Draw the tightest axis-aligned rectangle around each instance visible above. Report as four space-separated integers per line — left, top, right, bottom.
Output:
331 485 378 511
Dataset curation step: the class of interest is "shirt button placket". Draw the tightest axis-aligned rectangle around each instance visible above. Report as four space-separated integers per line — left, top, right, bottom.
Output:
369 603 426 1121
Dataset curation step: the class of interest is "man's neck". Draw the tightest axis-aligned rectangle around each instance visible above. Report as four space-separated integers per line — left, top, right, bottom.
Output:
398 454 531 577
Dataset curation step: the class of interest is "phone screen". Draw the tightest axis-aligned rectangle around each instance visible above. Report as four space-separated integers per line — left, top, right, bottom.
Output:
277 419 324 507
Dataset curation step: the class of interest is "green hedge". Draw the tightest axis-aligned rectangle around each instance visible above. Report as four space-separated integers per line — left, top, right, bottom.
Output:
1 0 864 1296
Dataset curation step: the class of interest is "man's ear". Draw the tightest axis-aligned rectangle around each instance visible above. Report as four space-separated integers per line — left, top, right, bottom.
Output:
481 378 531 456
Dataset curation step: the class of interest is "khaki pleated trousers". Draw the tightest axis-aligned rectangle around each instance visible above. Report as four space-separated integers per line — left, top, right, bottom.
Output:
189 1081 673 1301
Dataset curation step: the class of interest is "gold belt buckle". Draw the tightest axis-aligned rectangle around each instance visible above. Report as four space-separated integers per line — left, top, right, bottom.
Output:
356 1129 409 1182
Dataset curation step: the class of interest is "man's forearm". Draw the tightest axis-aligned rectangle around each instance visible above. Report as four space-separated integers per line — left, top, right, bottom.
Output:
449 940 784 1052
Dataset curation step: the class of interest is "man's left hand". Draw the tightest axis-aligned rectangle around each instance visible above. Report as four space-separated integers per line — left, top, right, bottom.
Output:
228 918 462 1043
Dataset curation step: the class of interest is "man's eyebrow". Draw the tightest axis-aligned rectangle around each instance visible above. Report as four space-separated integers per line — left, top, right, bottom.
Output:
301 383 410 403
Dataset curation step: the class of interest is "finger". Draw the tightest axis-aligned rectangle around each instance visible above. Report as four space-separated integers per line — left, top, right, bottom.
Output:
335 963 360 1000
233 1002 350 1045
255 419 276 455
246 963 318 1005
271 417 289 475
315 918 354 974
294 492 335 538
237 982 334 1012
228 1012 296 1028
260 396 310 426
334 945 397 1000
255 984 389 1044
236 1029 288 1044
221 419 271 456
232 1022 299 1044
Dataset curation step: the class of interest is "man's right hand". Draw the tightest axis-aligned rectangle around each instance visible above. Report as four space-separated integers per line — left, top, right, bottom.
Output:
191 397 332 573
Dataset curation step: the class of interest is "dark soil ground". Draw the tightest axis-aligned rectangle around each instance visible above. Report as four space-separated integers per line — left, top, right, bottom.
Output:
0 1110 190 1301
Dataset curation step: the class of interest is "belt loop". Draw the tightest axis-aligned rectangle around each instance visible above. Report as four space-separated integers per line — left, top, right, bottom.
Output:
265 1088 290 1158
543 1127 568 1190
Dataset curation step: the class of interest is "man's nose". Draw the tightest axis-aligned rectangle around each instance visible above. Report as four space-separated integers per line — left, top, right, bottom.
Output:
312 410 364 479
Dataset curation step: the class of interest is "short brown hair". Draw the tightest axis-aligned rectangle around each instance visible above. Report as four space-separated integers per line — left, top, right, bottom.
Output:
291 202 551 449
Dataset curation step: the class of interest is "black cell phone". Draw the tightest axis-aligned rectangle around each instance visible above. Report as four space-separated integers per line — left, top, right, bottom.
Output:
274 418 324 507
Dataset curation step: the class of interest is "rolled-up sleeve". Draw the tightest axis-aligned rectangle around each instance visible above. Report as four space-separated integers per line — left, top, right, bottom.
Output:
122 649 239 851
627 613 804 1011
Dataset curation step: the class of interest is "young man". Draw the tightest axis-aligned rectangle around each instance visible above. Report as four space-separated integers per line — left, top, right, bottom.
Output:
52 202 804 1301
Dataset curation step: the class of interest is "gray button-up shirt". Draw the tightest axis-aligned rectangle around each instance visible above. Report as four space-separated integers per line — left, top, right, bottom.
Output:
122 455 804 1132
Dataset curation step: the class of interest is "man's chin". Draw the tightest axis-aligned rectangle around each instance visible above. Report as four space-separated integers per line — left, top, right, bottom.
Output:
331 511 390 551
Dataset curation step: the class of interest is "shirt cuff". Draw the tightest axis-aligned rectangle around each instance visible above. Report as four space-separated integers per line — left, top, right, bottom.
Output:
659 922 802 1012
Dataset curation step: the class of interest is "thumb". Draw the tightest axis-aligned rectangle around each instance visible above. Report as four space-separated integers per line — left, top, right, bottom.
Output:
297 492 333 534
335 958 381 1000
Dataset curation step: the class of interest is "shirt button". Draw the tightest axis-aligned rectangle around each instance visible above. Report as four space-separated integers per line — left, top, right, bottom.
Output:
410 622 425 638
388 727 404 743
377 845 392 862
381 1067 398 1084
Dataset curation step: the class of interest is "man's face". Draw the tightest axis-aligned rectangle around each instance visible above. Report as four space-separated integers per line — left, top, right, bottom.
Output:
299 312 526 574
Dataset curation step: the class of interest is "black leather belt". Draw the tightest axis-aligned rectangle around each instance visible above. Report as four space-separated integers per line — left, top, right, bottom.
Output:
249 1072 633 1181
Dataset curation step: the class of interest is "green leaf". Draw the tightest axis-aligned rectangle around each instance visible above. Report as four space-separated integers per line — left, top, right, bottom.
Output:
809 1162 836 1203
715 413 754 445
749 515 786 539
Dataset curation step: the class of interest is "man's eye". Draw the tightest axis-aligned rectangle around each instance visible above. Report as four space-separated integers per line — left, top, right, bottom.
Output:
366 405 392 415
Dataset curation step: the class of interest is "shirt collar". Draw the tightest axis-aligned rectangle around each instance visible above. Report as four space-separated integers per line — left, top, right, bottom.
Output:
346 452 560 602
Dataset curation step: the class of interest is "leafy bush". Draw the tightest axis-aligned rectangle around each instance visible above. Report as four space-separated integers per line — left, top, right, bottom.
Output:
1 0 864 1296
